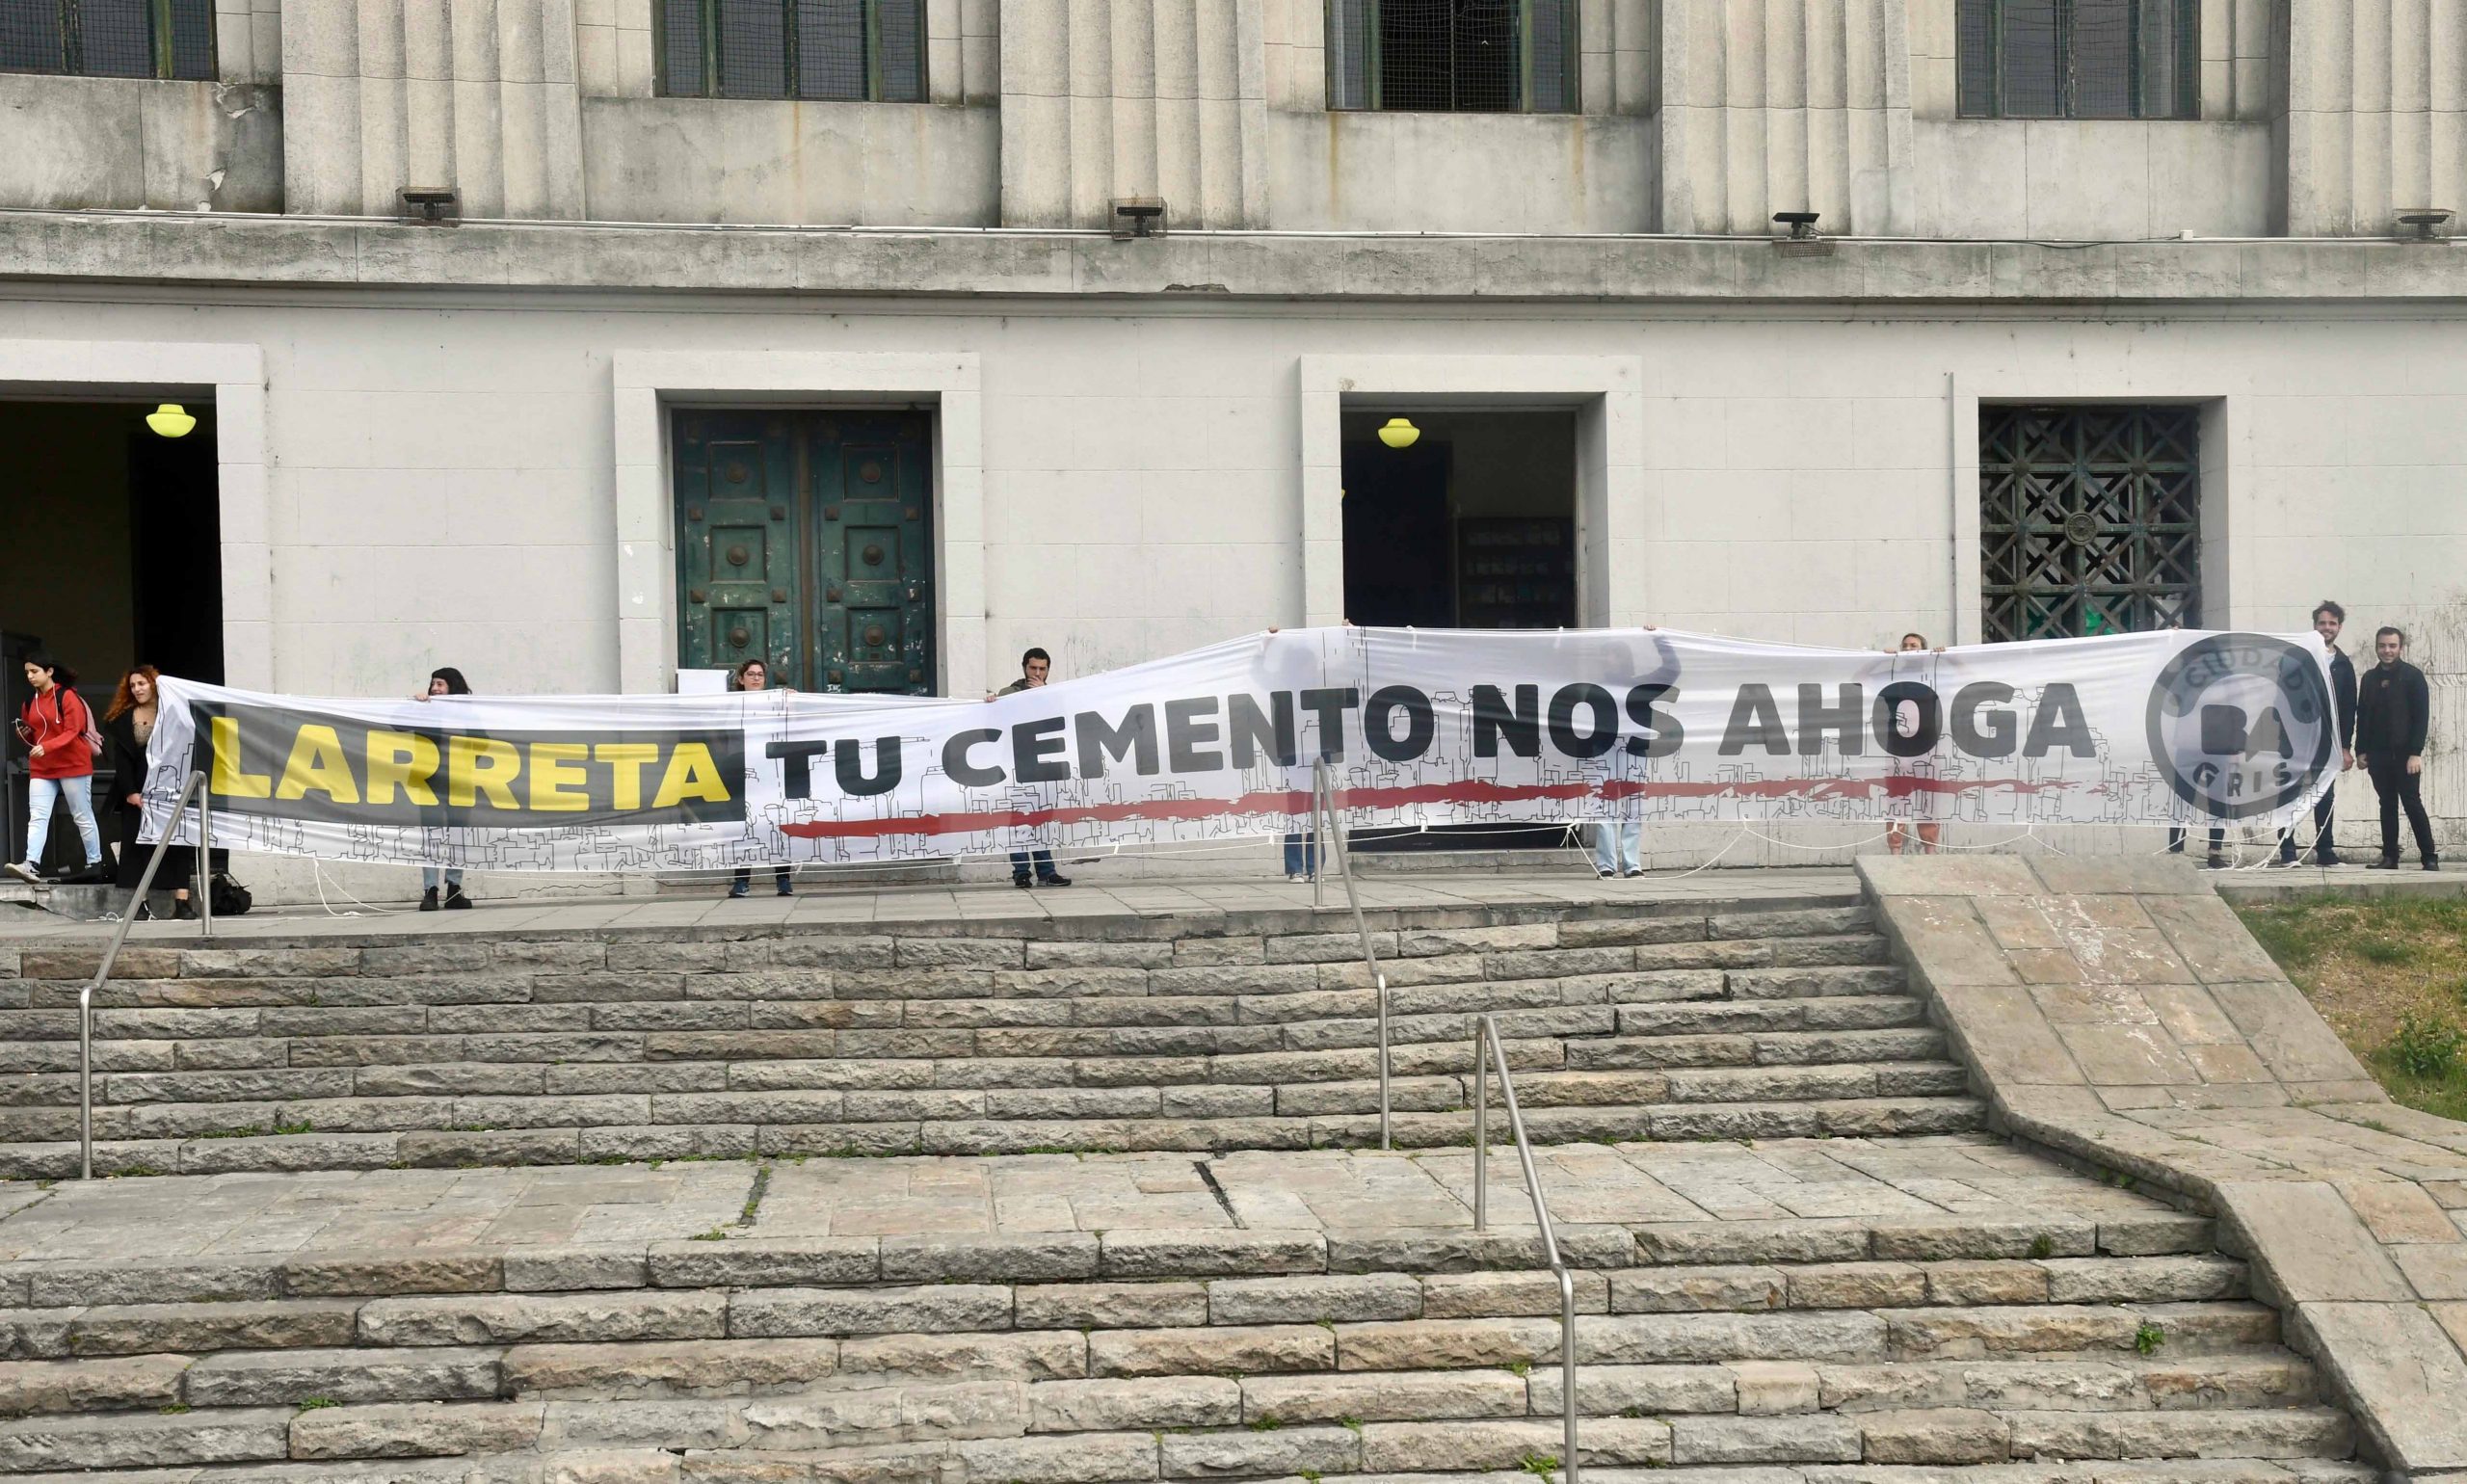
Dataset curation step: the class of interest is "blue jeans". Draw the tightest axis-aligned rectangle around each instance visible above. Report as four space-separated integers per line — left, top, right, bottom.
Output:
1591 820 1641 876
1010 849 1054 881
23 776 101 870
1283 833 1316 878
422 867 464 891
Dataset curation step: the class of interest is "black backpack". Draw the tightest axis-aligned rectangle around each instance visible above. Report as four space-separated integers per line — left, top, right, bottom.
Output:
208 871 253 916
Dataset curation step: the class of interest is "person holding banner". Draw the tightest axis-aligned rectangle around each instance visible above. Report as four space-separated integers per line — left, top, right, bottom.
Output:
2278 600 2357 867
2358 625 2437 871
412 667 476 910
997 648 1071 888
6 649 104 886
1883 634 1944 856
101 666 195 919
727 658 794 899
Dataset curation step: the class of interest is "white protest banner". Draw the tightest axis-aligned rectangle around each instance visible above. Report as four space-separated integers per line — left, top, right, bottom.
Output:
144 626 2340 872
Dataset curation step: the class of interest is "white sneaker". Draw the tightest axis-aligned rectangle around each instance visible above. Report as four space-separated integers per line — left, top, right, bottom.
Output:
1287 872 1309 883
2 862 39 885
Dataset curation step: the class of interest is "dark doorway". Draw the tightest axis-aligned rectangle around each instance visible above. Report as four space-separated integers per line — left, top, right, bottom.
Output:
0 399 223 872
1340 408 1579 852
1340 439 1453 627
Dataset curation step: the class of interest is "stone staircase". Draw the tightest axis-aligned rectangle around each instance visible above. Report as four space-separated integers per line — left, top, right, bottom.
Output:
0 884 2384 1481
0 1176 2362 1482
0 895 1977 1179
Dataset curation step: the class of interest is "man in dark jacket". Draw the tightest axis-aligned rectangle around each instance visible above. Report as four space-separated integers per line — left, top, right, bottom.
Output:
995 648 1071 888
2356 624 2436 870
2280 600 2359 866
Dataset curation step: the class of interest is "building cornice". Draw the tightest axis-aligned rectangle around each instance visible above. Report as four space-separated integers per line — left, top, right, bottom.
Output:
3 211 2465 303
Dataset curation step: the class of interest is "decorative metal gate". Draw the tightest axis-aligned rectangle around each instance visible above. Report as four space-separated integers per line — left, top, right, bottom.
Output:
1979 405 2201 641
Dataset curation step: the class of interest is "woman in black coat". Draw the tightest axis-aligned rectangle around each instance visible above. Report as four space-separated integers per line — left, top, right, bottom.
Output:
102 666 194 918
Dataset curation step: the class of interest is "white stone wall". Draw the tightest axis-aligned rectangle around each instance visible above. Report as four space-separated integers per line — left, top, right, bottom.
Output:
13 289 2467 882
0 76 281 212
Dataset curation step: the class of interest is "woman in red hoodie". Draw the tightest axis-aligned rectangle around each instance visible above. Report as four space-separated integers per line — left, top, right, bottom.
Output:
8 649 104 885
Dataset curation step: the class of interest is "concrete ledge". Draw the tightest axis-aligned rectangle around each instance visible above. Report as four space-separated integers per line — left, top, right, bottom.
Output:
1861 852 2467 1480
7 211 2467 302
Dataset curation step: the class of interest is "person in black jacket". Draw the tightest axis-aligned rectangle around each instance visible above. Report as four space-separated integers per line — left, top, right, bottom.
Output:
2356 625 2437 870
2280 600 2359 866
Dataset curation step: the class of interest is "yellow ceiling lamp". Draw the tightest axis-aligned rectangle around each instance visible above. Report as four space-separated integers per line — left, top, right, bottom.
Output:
145 404 197 438
1376 416 1419 449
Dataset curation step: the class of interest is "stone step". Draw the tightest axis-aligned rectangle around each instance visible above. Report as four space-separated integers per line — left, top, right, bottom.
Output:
0 972 1914 1075
0 1210 2219 1312
0 1453 2376 1484
0 1029 1960 1122
7 1094 1990 1175
0 1256 2248 1366
3 930 1897 1015
0 993 1932 1096
8 904 1879 982
0 1399 2350 1477
0 1338 2315 1425
11 1061 1975 1143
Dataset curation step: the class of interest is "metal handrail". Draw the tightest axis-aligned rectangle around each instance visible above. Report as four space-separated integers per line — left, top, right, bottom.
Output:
1472 1011 1580 1483
82 769 213 1179
1310 760 1390 1149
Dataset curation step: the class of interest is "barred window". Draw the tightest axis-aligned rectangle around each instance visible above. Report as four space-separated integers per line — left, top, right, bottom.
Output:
1957 0 2195 119
659 0 924 101
0 0 213 79
1979 406 2201 642
1328 0 1577 114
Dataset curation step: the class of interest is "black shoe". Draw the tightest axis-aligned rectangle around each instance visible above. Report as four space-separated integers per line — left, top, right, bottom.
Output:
131 900 154 922
2318 851 2343 867
419 888 440 911
172 897 199 920
442 887 472 910
2205 853 2230 869
2427 857 2441 872
2368 856 2401 870
1036 872 1073 888
1013 875 1033 888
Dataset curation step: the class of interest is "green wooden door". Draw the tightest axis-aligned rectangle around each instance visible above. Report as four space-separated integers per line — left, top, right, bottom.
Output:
809 412 933 695
675 411 799 680
674 410 935 694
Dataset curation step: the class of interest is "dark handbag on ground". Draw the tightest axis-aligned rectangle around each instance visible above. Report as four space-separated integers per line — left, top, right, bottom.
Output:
208 872 253 916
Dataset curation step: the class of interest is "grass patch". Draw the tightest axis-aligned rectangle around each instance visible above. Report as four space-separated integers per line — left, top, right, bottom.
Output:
2232 895 2467 1118
2134 1319 2165 1356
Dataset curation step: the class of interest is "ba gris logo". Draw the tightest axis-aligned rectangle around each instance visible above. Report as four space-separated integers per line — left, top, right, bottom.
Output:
2145 634 2335 820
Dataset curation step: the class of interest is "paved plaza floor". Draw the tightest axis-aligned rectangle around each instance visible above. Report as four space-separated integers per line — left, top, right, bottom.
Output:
0 1136 2180 1268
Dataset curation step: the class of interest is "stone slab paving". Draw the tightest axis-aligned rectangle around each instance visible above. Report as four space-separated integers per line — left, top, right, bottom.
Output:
1863 853 2467 1481
0 868 1857 945
0 1135 2179 1268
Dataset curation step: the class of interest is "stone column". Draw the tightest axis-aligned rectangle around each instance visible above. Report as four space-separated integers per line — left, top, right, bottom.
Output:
998 0 1266 227
280 0 585 218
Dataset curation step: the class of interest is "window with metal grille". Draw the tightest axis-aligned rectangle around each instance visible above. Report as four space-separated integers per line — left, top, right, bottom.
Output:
1979 405 2201 641
0 0 211 79
1327 0 1577 113
1956 0 2195 119
658 0 924 101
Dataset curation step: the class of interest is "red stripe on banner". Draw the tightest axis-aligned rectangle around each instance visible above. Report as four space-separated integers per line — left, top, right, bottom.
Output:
777 775 2076 840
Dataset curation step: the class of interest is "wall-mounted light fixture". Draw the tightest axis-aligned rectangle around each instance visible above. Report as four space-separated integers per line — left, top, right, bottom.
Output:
1111 198 1167 239
1771 210 1835 258
1376 417 1420 449
145 404 196 438
2397 208 2454 241
400 187 460 225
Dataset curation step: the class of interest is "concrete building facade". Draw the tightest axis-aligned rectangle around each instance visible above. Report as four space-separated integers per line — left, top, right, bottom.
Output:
5 0 2467 880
